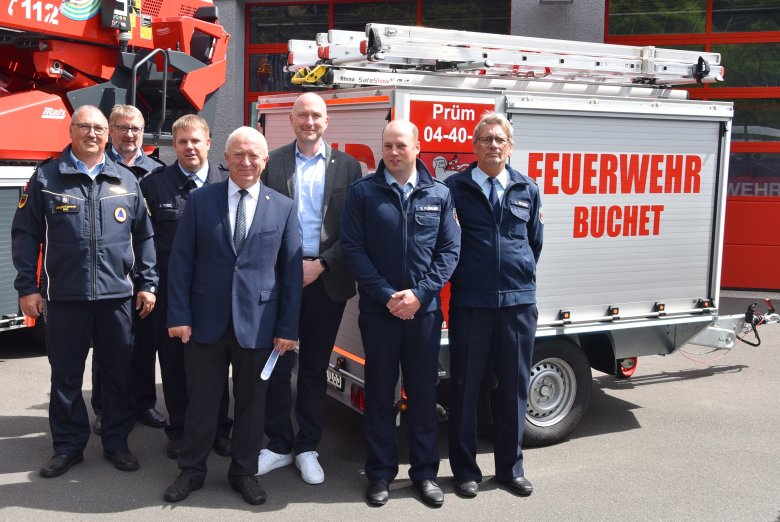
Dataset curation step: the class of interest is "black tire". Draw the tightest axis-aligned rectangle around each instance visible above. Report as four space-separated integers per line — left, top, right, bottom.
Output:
523 337 591 447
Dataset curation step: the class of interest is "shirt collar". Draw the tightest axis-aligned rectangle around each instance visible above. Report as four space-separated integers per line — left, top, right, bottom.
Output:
472 165 508 189
295 141 326 161
178 161 209 185
110 146 143 166
384 169 418 190
228 178 261 200
69 150 105 177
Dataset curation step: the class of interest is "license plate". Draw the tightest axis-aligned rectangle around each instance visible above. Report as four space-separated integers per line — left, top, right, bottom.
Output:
326 368 343 391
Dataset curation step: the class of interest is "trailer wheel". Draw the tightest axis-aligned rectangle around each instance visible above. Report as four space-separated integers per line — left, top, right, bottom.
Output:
615 357 638 379
524 338 591 447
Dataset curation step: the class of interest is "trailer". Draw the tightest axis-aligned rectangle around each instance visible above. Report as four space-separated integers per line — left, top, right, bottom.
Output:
255 23 777 446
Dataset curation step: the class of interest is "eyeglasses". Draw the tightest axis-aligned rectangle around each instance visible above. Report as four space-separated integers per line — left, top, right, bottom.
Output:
113 125 144 134
476 136 509 146
71 123 108 135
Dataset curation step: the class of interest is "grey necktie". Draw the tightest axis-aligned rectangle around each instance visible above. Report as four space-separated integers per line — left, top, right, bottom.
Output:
234 189 248 255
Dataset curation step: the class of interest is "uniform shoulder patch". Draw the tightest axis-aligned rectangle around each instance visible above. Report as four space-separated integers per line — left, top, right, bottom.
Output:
18 193 29 209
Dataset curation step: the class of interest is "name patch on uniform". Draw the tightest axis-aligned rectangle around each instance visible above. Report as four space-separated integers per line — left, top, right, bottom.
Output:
54 203 79 213
510 200 530 209
18 194 28 209
109 186 127 194
416 205 441 212
114 207 128 223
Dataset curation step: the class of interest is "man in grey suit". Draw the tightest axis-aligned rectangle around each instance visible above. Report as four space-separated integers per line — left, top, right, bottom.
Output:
257 92 362 484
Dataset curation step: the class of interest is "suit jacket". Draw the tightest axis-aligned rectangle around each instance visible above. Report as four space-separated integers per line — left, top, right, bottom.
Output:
167 179 303 349
261 141 362 303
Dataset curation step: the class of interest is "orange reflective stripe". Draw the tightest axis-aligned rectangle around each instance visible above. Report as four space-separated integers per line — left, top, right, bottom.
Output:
333 345 365 366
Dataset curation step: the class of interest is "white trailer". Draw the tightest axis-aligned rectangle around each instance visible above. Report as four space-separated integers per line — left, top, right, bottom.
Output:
255 24 775 446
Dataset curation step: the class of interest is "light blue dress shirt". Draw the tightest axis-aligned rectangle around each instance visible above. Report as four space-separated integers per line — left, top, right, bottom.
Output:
70 151 105 179
295 142 327 257
471 166 508 202
384 169 418 202
177 162 208 187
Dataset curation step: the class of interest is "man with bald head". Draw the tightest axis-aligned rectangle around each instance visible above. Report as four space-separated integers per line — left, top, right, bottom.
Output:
163 126 302 505
12 104 157 478
258 92 362 484
341 119 460 507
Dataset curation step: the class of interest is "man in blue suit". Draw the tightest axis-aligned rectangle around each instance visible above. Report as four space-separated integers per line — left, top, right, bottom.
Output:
162 126 302 505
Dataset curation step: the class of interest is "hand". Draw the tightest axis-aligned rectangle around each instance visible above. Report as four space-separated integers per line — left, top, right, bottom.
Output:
302 259 325 287
169 326 192 344
387 289 421 320
20 293 44 318
273 337 297 354
136 290 157 319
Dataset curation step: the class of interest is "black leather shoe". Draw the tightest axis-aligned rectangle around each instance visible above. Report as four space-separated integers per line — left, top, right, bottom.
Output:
230 476 267 505
139 408 167 428
164 474 203 503
454 479 479 498
213 436 231 457
92 415 102 435
40 454 83 478
103 448 140 471
365 479 390 506
166 439 182 460
500 476 533 497
413 479 444 507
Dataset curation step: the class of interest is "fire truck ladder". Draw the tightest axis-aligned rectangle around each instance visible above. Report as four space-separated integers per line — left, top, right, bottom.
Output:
288 23 724 89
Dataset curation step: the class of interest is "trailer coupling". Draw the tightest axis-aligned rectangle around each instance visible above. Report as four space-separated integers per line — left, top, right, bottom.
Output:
738 299 780 347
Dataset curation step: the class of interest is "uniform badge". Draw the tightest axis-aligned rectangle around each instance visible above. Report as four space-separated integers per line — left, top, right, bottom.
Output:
109 186 127 194
114 207 128 223
540 208 545 224
18 194 28 209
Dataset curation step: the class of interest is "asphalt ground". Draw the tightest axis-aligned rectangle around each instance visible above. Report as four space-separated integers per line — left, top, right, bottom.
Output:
1 292 779 521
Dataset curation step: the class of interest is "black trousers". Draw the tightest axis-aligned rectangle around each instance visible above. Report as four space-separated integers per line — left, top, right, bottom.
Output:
178 324 270 482
91 301 156 415
154 289 232 442
447 304 537 482
359 310 442 482
47 298 135 456
264 279 346 455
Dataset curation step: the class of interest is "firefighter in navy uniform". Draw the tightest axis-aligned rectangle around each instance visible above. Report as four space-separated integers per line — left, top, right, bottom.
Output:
445 112 543 499
11 105 158 478
90 104 167 436
139 114 233 460
341 119 460 508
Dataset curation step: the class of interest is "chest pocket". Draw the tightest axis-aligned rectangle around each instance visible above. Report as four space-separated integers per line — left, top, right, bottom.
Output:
414 205 441 247
99 194 134 241
45 192 86 240
154 207 182 223
507 199 531 239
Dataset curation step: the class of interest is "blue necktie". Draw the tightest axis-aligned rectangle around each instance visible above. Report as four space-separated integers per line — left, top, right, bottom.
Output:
489 178 501 222
393 183 409 211
234 189 248 255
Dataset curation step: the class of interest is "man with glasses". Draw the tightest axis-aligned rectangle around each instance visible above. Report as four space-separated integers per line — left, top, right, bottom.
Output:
90 105 167 436
445 112 543 499
12 105 157 478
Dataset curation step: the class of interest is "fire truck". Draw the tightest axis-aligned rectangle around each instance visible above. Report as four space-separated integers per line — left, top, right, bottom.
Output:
0 0 229 337
255 23 780 446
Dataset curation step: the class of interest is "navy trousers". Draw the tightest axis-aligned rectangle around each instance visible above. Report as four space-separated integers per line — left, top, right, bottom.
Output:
359 309 442 482
154 289 232 442
47 298 136 456
447 304 537 482
178 324 269 482
264 279 346 455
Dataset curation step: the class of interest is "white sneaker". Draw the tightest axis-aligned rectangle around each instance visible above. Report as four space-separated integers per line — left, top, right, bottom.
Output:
295 451 325 484
256 449 293 476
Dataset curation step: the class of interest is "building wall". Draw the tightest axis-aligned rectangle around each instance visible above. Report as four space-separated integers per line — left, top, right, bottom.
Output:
512 0 604 43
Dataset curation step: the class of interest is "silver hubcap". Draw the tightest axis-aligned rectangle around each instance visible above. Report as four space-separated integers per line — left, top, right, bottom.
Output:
527 357 577 427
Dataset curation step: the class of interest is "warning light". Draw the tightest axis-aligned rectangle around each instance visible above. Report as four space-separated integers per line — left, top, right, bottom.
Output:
559 310 572 324
698 299 712 309
654 302 666 315
608 306 620 318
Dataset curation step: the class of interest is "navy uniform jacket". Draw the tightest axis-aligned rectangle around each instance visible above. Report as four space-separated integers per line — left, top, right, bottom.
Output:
109 148 164 180
166 180 303 349
341 159 461 315
445 162 543 308
140 162 227 282
11 146 157 301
